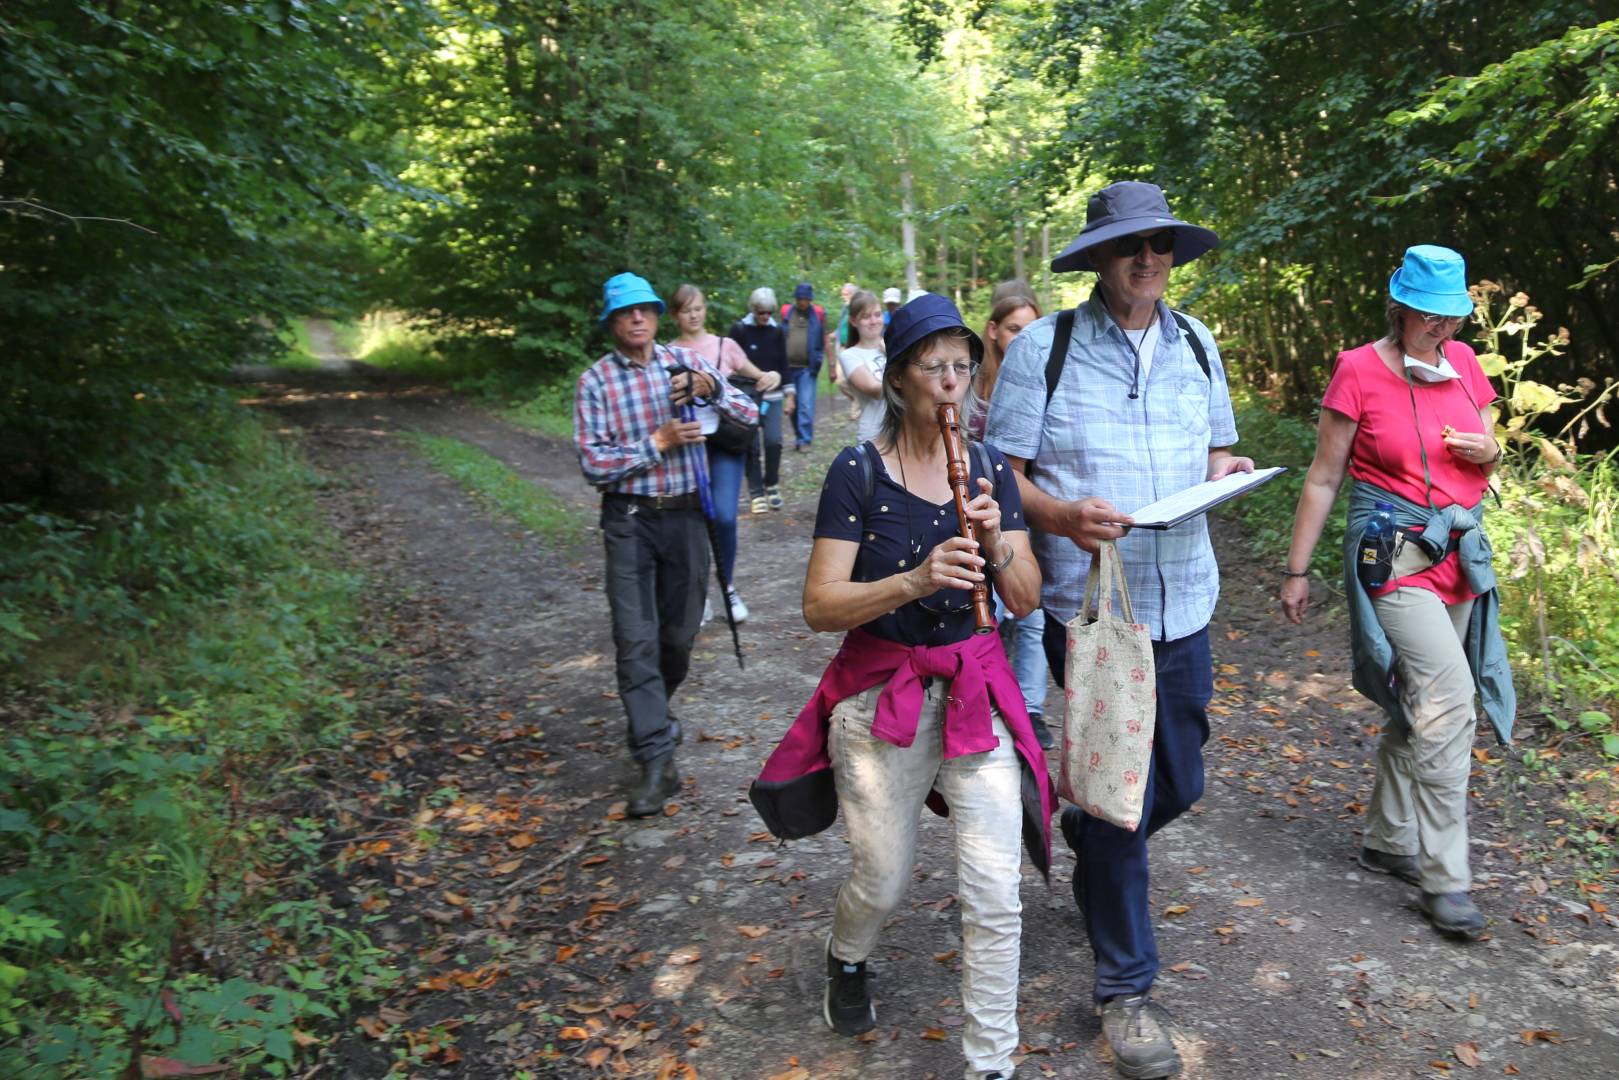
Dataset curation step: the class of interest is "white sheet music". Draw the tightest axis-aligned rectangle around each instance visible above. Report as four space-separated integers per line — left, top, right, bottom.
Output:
1127 467 1288 529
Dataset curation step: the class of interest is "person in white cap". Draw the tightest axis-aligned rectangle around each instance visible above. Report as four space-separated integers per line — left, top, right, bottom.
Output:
881 286 902 324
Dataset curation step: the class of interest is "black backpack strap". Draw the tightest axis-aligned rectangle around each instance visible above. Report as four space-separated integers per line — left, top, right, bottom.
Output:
969 440 993 496
1043 308 1077 407
1171 311 1211 380
852 441 876 503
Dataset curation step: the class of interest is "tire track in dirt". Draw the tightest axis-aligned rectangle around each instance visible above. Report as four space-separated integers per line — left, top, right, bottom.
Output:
245 370 1619 1079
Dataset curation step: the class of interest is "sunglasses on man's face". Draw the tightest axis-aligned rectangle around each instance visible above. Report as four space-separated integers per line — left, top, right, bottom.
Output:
1106 230 1176 260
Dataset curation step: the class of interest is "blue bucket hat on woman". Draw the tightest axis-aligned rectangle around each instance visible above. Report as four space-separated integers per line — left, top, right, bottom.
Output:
598 272 665 325
1389 245 1472 317
1050 181 1220 273
883 292 984 362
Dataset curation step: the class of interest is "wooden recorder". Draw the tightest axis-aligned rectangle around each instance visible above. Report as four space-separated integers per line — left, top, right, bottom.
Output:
936 401 996 635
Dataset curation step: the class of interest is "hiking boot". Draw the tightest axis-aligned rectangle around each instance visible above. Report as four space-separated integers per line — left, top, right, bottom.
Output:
766 486 784 510
625 753 680 818
725 587 749 623
795 442 812 453
1029 713 1055 751
751 495 770 515
1358 845 1421 886
1097 994 1180 1079
823 941 876 1036
1419 891 1486 940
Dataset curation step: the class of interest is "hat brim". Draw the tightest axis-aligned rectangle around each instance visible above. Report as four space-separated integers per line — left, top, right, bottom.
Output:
599 296 666 325
1388 269 1472 317
1050 218 1220 273
884 312 985 363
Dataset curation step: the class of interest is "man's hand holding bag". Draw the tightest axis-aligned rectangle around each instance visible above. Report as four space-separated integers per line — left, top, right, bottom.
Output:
1059 540 1156 831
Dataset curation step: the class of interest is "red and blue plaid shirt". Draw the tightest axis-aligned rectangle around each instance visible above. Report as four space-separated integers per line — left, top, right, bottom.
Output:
574 343 758 495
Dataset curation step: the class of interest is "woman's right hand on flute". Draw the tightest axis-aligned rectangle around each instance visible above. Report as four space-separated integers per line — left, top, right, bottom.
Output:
909 536 985 594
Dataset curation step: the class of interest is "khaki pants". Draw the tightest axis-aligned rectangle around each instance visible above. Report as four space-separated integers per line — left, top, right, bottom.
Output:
1364 587 1478 893
828 682 1024 1080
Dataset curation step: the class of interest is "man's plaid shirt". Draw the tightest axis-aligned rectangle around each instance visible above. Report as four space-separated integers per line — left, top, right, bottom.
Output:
574 343 759 495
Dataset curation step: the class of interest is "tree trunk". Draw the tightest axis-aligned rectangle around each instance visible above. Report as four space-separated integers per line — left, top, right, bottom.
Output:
900 163 918 294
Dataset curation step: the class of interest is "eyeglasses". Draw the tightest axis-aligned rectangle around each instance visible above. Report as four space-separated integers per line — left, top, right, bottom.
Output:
914 360 978 380
1106 230 1176 260
1417 312 1467 328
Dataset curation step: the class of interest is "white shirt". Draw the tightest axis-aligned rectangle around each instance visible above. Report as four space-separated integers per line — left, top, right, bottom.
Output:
841 345 888 442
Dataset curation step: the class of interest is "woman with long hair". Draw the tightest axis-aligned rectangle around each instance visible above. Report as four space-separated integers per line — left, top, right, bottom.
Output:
671 284 781 621
974 287 1051 748
837 289 888 442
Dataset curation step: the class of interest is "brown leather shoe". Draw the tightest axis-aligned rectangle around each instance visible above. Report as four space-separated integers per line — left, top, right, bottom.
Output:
626 754 679 817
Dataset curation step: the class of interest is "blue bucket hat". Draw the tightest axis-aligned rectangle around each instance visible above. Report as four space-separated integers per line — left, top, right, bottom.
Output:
793 281 814 300
1389 245 1472 317
1050 181 1220 273
599 272 665 325
883 292 984 363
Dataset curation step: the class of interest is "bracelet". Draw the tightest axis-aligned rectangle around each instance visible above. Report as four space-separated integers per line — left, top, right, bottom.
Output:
989 543 1015 574
1281 568 1310 578
1484 445 1503 466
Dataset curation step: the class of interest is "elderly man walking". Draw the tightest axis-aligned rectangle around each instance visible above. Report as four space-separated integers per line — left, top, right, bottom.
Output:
984 182 1252 1079
574 272 758 816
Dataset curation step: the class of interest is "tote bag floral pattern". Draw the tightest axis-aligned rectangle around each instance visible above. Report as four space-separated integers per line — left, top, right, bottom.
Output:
1059 541 1156 831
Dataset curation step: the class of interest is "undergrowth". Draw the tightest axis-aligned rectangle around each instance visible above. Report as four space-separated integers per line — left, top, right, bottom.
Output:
0 387 395 1076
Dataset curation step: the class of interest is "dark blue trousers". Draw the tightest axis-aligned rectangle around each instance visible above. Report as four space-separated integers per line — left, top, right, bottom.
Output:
1043 614 1213 1002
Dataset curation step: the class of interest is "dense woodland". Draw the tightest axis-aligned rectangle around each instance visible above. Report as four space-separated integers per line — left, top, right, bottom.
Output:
3 1 1618 1073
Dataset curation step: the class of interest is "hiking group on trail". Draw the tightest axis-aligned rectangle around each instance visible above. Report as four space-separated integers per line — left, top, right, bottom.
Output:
571 180 1515 1080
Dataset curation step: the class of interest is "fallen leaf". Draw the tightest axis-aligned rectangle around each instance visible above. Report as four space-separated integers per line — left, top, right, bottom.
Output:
559 1026 589 1041
580 854 610 867
1163 904 1192 917
1429 1060 1451 1071
556 945 579 963
934 949 958 963
1305 649 1320 657
667 946 702 966
735 925 769 939
356 1016 388 1039
766 1069 810 1080
508 832 536 849
585 1046 612 1067
1519 1030 1560 1045
491 859 524 875
920 1028 948 1041
1235 898 1265 908
1455 1042 1481 1068
443 890 468 907
1328 760 1354 769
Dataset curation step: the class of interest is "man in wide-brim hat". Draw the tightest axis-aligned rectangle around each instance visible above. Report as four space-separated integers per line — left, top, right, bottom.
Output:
983 181 1253 1080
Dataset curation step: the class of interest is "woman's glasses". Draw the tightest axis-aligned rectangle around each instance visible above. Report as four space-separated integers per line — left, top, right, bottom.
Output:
914 360 979 380
1417 312 1467 328
1106 230 1176 260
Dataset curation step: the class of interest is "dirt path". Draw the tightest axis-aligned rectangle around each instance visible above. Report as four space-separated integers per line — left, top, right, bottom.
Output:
242 368 1619 1080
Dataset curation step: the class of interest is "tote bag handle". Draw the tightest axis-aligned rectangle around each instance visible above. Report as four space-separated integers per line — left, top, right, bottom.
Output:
1080 540 1135 625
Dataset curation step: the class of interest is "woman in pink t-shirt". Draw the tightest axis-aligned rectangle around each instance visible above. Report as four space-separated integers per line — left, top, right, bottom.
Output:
1279 246 1504 942
672 284 781 625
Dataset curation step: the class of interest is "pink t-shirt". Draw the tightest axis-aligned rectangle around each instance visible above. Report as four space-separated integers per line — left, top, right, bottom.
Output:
682 333 748 376
1322 340 1498 603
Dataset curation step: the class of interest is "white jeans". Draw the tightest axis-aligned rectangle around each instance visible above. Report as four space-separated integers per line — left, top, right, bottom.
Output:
1366 588 1479 893
828 680 1024 1080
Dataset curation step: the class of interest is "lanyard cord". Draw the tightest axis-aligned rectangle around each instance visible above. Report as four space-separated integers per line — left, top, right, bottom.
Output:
1401 339 1484 513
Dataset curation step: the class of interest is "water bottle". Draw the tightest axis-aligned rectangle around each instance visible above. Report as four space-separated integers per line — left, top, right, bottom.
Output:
1357 502 1396 590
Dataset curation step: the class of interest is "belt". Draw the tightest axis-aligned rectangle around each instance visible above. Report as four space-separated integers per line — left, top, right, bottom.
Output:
605 491 701 512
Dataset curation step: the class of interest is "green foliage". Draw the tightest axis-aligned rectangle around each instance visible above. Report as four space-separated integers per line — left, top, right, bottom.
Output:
0 403 392 1073
404 431 582 543
274 320 324 370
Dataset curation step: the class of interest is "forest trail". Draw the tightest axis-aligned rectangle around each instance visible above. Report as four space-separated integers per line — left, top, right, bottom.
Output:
240 368 1619 1080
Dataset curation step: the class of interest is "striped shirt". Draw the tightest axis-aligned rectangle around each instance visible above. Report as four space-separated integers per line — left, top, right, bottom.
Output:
983 293 1239 641
574 343 759 496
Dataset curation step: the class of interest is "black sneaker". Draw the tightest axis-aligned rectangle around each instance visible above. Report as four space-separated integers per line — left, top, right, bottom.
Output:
823 942 876 1036
1358 845 1420 886
1028 713 1055 751
1419 891 1486 940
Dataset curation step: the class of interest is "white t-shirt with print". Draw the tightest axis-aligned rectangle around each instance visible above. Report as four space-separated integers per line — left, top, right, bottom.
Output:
840 345 887 442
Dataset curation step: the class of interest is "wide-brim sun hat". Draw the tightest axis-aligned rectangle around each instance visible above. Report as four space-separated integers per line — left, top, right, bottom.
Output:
599 272 665 325
1389 245 1472 317
883 292 984 362
1050 181 1220 273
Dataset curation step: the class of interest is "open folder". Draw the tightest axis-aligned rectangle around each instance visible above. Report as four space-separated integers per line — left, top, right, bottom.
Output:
1124 466 1288 530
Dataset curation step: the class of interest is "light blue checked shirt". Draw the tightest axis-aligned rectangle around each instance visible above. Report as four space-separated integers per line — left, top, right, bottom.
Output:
983 293 1238 641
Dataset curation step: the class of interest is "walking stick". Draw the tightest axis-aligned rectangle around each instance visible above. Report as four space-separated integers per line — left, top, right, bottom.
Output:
672 365 746 669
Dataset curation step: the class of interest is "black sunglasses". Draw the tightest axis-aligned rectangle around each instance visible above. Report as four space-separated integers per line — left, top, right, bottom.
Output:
1106 230 1176 259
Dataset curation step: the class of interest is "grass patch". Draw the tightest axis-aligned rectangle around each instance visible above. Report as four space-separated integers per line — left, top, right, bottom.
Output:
403 431 581 543
1 393 396 1075
271 319 323 369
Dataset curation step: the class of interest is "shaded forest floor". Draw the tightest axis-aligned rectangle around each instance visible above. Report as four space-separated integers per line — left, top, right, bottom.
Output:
239 357 1619 1080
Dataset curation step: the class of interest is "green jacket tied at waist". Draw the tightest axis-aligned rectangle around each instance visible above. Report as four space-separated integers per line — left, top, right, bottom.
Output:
1344 480 1516 745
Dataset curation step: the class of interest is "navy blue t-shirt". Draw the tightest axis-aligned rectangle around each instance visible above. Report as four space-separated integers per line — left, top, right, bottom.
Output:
813 441 1027 646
